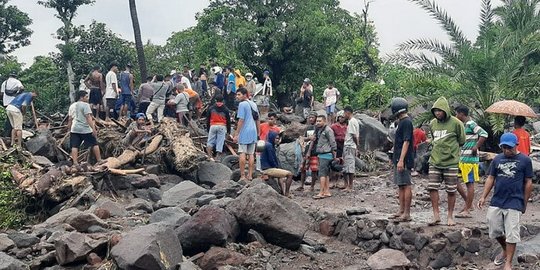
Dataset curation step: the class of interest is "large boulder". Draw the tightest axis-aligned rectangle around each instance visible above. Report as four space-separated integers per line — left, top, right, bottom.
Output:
7 233 39 248
281 122 306 143
212 180 243 199
91 198 128 217
130 174 160 189
197 247 247 270
226 184 311 250
176 205 239 255
278 114 305 126
0 252 27 269
25 130 59 162
516 233 540 262
367 249 411 269
161 181 209 207
55 232 108 265
111 224 183 270
354 114 388 151
65 212 107 233
278 142 300 175
149 207 190 227
197 162 232 187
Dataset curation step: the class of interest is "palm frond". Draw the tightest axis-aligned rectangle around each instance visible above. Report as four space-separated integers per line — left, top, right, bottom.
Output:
409 0 470 47
398 39 458 64
479 0 495 36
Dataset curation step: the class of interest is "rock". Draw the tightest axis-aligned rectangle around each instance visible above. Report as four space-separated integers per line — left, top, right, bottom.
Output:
359 230 374 240
299 244 316 259
380 232 390 245
150 207 190 227
414 235 429 251
32 155 54 167
221 155 240 171
516 232 540 262
197 194 217 206
145 165 161 175
247 229 267 245
8 232 39 248
429 251 452 269
87 252 102 266
428 239 446 253
279 114 305 126
277 142 300 174
362 240 381 253
158 174 184 185
93 208 110 219
65 212 107 233
319 220 335 236
162 181 209 207
176 205 239 255
87 225 107 233
111 223 183 270
337 226 358 245
0 234 15 252
197 247 247 270
400 230 416 245
54 232 108 265
148 187 162 202
179 260 202 270
25 130 59 161
389 235 403 250
346 208 369 216
212 180 243 199
197 162 232 187
209 197 235 208
92 198 128 217
0 251 27 269
126 198 154 213
367 249 411 269
465 239 480 253
226 184 311 250
354 114 388 151
14 247 31 259
446 231 462 244
35 208 81 230
533 121 540 133
518 253 538 264
131 174 160 189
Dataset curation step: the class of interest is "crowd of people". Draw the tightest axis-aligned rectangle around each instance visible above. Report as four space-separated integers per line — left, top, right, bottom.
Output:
0 62 535 269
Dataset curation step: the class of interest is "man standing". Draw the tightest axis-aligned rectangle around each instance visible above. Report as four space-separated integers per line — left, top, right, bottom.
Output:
233 88 260 180
118 64 135 118
330 110 347 188
5 90 36 147
427 97 465 226
323 82 340 124
104 62 119 120
300 78 314 119
478 132 533 270
206 94 231 162
67 91 101 165
342 106 360 192
145 75 167 127
513 116 530 156
261 71 272 115
312 115 337 199
245 73 256 98
137 76 154 114
1 72 23 137
84 66 105 117
298 112 319 192
455 105 488 218
390 98 414 222
225 67 236 110
168 84 189 126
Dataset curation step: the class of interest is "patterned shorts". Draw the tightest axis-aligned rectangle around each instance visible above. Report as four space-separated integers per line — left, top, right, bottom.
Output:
427 166 458 193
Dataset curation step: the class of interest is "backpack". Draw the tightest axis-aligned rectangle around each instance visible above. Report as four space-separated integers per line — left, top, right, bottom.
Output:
2 80 21 96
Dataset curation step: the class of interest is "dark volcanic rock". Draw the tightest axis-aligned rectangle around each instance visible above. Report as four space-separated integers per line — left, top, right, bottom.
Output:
197 162 232 187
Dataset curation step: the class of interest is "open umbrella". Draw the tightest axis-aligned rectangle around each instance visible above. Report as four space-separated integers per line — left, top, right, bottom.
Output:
485 100 538 118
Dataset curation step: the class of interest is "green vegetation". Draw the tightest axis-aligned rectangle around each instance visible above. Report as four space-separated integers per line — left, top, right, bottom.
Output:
0 0 32 54
0 157 30 229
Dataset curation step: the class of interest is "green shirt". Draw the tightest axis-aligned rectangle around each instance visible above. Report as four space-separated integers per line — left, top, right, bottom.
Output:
460 120 488 163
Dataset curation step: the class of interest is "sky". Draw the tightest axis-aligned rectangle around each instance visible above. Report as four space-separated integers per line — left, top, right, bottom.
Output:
9 0 498 67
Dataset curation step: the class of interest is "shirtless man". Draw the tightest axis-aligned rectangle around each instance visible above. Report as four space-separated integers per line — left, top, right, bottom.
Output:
84 66 105 117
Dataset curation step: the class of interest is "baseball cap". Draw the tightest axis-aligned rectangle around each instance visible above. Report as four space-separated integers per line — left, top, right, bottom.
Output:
170 70 177 76
136 113 146 120
245 72 253 77
303 78 311 83
499 132 518 148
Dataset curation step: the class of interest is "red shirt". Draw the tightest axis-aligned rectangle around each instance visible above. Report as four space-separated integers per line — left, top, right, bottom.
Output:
259 123 280 141
413 128 427 150
513 128 531 156
331 123 347 146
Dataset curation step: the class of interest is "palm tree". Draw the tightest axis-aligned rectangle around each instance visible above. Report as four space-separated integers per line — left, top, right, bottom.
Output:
129 0 147 82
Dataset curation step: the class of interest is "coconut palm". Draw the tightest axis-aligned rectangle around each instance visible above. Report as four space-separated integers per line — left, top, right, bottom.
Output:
129 0 147 82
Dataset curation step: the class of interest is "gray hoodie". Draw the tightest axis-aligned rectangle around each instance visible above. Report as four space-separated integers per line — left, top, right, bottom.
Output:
315 125 337 155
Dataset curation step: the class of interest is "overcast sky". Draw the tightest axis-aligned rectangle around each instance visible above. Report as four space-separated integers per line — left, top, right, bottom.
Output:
9 0 498 67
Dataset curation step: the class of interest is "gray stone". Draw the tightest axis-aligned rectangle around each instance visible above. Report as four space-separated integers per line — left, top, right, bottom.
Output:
465 239 480 253
158 174 184 185
361 240 381 253
209 197 235 208
25 130 59 161
517 253 539 264
111 223 183 270
446 231 462 244
176 205 239 255
197 162 232 187
34 208 81 231
198 247 247 270
196 194 217 206
414 235 429 251
150 207 190 227
247 229 267 245
148 187 162 202
65 212 107 233
354 114 388 151
516 232 540 262
0 234 15 252
131 174 160 189
389 235 404 250
32 155 54 167
429 251 452 269
126 198 154 213
54 232 108 265
367 249 410 269
87 225 107 233
380 232 390 245
212 180 243 199
162 181 209 207
145 165 161 175
359 230 374 240
14 247 31 259
400 229 416 245
178 260 202 270
8 233 39 248
346 208 369 216
337 226 358 245
226 183 311 250
92 198 127 217
428 239 446 253
299 244 316 259
277 142 300 173
0 251 27 269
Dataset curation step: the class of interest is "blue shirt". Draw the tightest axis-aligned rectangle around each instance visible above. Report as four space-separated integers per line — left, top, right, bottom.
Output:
227 73 236 93
215 74 225 90
119 71 132 95
237 100 258 144
488 153 533 212
9 92 33 110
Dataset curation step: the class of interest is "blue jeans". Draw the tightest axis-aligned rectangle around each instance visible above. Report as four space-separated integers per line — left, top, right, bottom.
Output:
207 125 227 153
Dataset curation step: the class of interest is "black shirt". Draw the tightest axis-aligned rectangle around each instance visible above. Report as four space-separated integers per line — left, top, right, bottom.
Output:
393 117 414 169
302 90 313 108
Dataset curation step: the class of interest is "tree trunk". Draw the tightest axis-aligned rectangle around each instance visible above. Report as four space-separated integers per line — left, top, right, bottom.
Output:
66 60 76 103
129 0 148 83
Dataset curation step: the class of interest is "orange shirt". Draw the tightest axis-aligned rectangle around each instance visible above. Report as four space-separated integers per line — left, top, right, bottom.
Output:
184 88 198 98
513 128 531 156
259 123 280 141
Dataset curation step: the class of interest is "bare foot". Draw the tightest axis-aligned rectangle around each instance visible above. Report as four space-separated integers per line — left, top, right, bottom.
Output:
390 212 403 219
447 217 456 226
295 186 304 191
310 187 315 192
503 263 512 270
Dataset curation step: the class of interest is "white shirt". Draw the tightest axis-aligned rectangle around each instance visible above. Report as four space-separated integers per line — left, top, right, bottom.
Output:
104 71 118 99
344 117 360 149
323 87 340 107
180 76 192 90
1 78 23 106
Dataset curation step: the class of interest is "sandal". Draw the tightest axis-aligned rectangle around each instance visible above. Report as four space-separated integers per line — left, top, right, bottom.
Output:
427 220 441 226
493 252 506 266
394 217 412 223
455 213 472 218
312 195 324 200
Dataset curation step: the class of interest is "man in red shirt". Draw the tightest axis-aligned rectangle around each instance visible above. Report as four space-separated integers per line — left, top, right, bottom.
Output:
330 111 348 188
513 116 531 156
257 112 281 171
411 124 427 176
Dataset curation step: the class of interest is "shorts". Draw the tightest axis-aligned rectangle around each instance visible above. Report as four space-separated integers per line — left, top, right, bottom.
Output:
326 104 336 114
238 143 256 155
106 98 117 110
89 87 102 105
118 94 132 105
336 144 344 158
343 147 356 174
486 206 521 243
70 132 98 149
394 168 412 186
318 157 332 177
302 156 319 172
458 162 480 183
6 106 23 130
207 125 227 152
263 168 292 178
427 166 458 193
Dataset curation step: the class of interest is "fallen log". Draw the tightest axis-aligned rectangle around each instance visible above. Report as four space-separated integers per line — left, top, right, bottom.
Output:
108 168 145 175
103 135 163 169
159 118 207 173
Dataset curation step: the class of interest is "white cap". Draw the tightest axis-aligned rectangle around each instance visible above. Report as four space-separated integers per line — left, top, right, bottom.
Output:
170 70 177 75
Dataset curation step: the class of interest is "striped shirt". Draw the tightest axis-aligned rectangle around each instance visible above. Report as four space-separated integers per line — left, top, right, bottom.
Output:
460 120 488 163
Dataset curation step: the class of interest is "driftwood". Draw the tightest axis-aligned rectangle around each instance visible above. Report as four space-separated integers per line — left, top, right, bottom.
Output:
159 118 207 173
103 135 163 169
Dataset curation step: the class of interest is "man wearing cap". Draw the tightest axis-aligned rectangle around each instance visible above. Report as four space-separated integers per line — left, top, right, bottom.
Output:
118 64 135 118
1 72 24 137
123 113 151 147
478 133 533 270
300 78 314 119
245 73 256 98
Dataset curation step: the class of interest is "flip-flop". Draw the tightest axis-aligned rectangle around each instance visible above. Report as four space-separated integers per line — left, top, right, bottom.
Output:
295 187 304 191
394 217 412 223
455 213 472 218
446 222 457 227
322 194 332 198
312 195 324 200
427 220 441 226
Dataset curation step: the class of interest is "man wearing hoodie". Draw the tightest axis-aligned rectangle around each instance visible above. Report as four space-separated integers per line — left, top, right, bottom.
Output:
427 97 466 226
261 131 294 197
206 94 231 162
234 69 246 89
